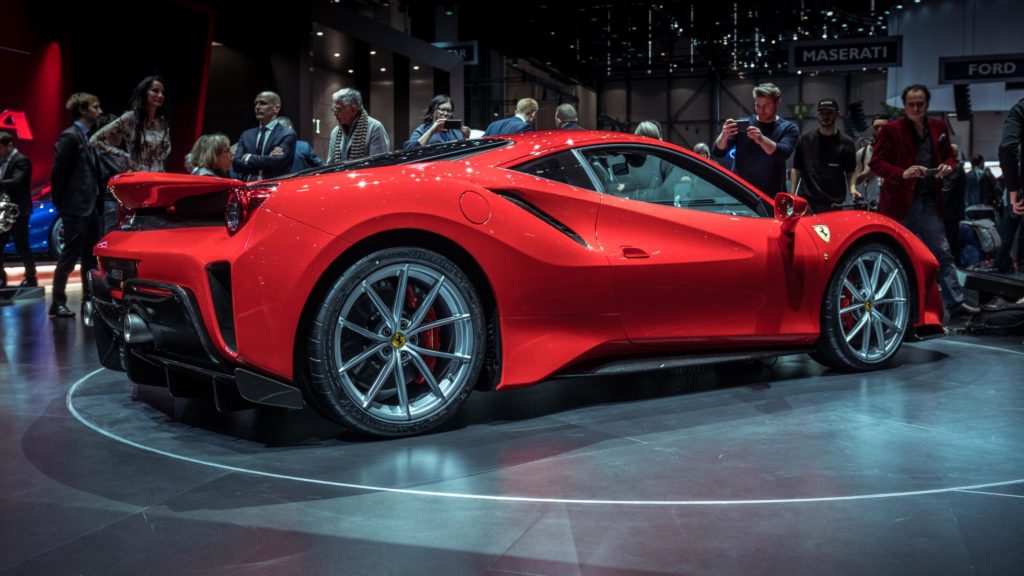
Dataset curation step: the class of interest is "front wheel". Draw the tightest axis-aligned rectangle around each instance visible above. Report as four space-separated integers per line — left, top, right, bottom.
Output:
305 247 485 436
816 243 911 371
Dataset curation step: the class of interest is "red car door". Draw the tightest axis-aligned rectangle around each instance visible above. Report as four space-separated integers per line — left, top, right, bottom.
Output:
583 146 821 345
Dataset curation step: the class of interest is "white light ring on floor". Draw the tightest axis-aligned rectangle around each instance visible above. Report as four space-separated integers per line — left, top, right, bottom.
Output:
68 343 1024 506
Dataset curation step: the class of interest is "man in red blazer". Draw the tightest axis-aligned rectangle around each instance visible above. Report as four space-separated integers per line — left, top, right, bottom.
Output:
870 84 978 319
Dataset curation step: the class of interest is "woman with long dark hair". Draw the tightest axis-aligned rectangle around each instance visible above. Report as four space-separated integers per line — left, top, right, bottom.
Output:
404 94 471 149
91 75 171 172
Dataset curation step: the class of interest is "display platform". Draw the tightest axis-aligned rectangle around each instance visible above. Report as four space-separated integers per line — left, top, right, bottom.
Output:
3 290 1023 575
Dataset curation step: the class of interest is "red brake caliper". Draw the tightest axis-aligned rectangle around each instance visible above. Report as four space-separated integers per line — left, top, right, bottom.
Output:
840 283 856 332
406 285 439 384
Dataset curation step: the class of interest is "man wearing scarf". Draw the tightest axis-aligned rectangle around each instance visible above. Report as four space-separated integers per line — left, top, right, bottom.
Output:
326 88 390 164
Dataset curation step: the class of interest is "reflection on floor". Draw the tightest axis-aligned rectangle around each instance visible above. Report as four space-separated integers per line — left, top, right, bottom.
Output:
2 288 1023 575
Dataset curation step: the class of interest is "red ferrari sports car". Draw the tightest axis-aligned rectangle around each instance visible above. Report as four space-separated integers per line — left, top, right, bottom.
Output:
89 131 944 436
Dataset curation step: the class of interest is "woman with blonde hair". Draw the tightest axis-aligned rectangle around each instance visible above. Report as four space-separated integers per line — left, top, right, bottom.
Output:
189 134 232 177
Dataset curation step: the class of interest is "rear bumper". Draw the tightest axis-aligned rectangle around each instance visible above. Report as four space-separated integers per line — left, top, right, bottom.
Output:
89 269 303 410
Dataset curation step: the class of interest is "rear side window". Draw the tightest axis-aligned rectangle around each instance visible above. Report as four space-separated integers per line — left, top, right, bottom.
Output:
511 151 596 191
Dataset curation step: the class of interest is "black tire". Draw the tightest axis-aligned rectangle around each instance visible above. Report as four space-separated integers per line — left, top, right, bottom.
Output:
816 243 911 371
305 247 485 436
48 217 64 260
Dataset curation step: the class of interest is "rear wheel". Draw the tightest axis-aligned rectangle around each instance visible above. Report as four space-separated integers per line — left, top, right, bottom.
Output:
305 247 485 436
816 243 910 371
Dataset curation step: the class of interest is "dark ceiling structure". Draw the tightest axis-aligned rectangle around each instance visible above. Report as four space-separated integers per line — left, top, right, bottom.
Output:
392 1 906 85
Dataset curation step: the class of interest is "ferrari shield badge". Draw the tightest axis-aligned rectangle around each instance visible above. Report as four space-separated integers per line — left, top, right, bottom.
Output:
812 224 831 243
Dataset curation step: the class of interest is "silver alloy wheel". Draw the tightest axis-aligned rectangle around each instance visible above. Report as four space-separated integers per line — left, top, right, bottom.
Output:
836 249 909 363
332 262 475 422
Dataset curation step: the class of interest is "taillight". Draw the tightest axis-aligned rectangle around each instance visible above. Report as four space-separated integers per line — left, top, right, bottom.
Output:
225 185 275 235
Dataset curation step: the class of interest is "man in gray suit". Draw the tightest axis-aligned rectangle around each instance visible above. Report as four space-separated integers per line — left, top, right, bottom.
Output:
50 93 105 318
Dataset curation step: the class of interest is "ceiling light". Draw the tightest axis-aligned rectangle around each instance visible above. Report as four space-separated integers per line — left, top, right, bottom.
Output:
413 65 420 70
380 67 386 72
315 31 323 37
333 52 341 58
347 69 354 74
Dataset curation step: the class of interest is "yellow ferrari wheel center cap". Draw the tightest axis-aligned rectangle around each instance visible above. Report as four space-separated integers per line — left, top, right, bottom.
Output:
865 300 874 312
391 332 407 348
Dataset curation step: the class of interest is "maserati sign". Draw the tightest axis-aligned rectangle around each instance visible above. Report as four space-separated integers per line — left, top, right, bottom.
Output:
789 37 902 73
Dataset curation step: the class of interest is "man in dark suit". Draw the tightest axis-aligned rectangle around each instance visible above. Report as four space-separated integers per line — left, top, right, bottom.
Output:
555 103 583 130
870 84 977 319
232 91 297 181
50 92 105 318
0 130 37 288
484 98 538 136
277 117 323 172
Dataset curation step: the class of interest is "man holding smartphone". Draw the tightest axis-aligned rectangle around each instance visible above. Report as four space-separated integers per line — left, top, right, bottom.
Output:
870 83 977 320
712 83 799 195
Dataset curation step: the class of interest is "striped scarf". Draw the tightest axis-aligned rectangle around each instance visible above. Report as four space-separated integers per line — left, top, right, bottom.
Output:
331 111 370 164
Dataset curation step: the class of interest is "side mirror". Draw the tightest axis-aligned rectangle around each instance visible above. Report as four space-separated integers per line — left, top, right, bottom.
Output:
774 192 808 234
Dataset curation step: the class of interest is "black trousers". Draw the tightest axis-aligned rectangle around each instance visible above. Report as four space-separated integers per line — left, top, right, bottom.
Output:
51 210 101 307
0 211 36 284
994 211 1024 273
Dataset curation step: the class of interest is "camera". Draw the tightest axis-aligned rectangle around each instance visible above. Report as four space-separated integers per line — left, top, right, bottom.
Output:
443 119 463 130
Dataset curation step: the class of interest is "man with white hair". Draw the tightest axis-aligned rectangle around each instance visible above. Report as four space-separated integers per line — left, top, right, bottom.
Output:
326 88 390 164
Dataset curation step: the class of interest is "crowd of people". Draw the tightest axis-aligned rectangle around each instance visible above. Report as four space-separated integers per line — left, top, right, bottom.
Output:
1 74 1023 328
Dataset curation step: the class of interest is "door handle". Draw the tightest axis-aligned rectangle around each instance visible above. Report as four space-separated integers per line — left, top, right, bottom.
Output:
621 246 649 259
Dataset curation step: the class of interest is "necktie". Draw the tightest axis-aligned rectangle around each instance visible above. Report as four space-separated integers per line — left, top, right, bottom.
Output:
255 126 268 156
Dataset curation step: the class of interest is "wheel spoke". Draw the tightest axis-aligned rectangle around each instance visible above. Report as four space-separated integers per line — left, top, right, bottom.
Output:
855 261 871 295
361 353 397 409
406 348 445 400
392 264 409 322
843 278 865 302
394 352 410 420
876 267 900 300
872 313 886 352
860 314 872 356
869 253 884 296
339 342 388 374
338 318 389 342
408 276 446 330
874 297 907 305
874 309 900 331
840 303 865 315
408 313 471 336
844 313 870 343
361 281 394 329
407 343 471 362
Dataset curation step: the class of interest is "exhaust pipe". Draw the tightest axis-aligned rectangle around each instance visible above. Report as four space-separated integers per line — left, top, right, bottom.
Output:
123 311 154 345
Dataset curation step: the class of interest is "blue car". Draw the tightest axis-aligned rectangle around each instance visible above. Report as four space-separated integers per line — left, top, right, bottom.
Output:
3 185 63 260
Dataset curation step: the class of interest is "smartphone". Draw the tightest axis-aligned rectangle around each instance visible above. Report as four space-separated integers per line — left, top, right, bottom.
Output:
443 119 463 130
924 167 940 176
734 119 751 135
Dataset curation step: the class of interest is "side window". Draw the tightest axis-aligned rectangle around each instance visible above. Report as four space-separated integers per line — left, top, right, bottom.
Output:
512 151 596 191
580 147 765 217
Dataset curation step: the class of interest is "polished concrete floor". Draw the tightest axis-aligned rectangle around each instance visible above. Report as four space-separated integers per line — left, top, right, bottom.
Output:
2 286 1024 575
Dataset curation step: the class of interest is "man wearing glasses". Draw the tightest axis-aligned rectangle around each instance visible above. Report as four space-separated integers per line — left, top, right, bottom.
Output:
326 88 390 164
870 84 978 320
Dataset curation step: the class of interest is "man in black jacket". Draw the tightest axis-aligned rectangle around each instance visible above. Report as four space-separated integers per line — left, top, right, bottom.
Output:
995 97 1024 273
50 93 105 318
0 130 36 288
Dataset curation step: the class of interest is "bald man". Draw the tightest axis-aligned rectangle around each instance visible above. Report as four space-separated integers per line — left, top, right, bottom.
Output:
233 91 297 181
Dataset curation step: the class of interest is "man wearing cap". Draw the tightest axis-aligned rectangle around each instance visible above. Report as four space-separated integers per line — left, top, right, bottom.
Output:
790 98 857 214
713 83 799 194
